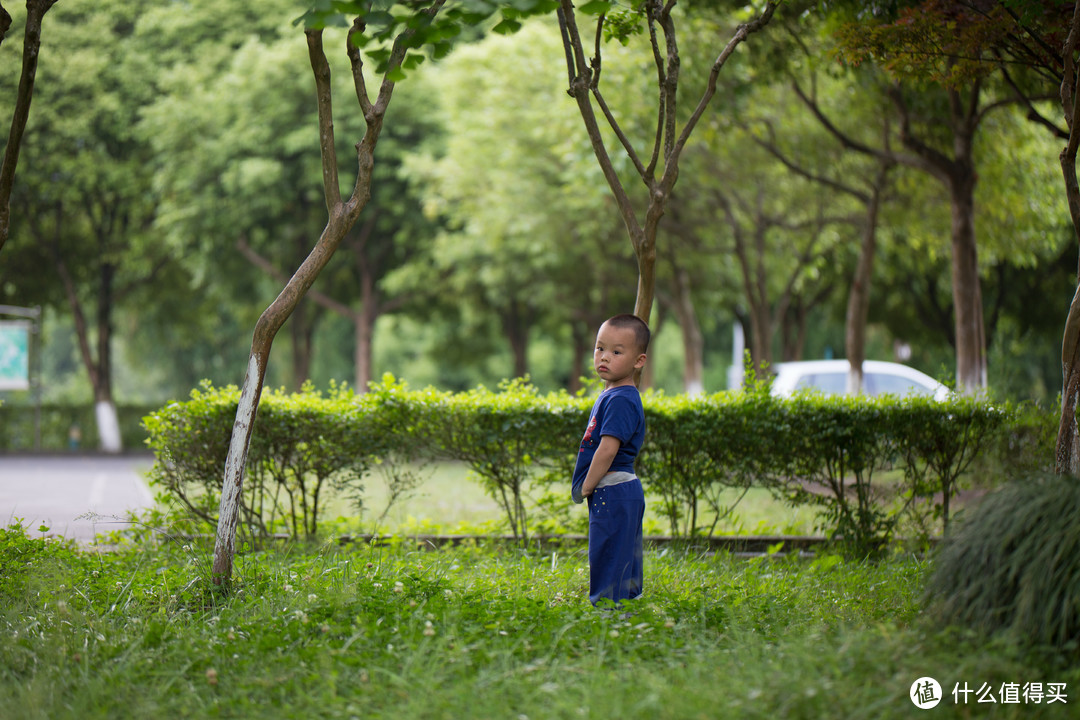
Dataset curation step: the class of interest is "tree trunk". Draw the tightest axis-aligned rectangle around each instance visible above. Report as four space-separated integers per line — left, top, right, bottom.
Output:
1059 286 1080 475
502 300 530 379
212 22 393 584
949 175 987 393
94 262 121 452
355 306 374 392
781 301 809 362
53 239 122 453
354 251 377 391
289 300 315 390
213 213 358 582
569 324 588 394
0 0 57 254
845 168 888 395
670 260 705 395
1055 2 1080 475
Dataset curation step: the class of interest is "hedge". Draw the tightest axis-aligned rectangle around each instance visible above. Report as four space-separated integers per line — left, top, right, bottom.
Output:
141 375 1055 554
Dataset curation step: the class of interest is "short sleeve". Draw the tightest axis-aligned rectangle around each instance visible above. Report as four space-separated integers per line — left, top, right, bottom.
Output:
597 394 638 444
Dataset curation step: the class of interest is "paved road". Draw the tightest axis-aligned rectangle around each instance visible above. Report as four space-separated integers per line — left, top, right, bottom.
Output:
0 454 156 542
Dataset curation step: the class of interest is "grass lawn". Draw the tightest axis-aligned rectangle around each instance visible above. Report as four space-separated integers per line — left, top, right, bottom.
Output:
2 523 1076 719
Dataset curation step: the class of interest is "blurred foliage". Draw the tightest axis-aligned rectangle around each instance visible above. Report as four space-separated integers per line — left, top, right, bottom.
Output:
0 0 1072 424
927 472 1080 654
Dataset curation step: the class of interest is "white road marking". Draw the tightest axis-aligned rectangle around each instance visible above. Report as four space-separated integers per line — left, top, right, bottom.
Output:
89 472 107 507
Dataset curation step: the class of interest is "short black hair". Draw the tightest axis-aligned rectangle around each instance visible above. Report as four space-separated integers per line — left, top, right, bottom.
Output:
605 313 651 355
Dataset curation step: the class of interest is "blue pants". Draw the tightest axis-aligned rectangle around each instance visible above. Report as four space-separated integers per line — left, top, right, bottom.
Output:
587 478 645 606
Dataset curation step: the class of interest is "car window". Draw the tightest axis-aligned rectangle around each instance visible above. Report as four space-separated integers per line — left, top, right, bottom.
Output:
866 372 932 397
795 372 847 394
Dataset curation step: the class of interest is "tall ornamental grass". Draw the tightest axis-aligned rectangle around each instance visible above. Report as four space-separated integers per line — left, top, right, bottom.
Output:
927 473 1080 652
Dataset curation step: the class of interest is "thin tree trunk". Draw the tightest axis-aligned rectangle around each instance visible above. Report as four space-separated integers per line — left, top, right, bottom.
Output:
949 176 987 393
569 324 588 394
670 259 704 395
502 300 530 379
289 300 315 390
94 262 121 452
0 0 57 254
845 166 889 395
1055 2 1080 475
355 306 374 391
355 248 377 390
213 21 398 583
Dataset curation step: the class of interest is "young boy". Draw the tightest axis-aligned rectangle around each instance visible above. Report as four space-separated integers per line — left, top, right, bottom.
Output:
571 313 649 607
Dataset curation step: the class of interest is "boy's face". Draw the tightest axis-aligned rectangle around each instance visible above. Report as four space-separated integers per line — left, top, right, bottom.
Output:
593 321 646 388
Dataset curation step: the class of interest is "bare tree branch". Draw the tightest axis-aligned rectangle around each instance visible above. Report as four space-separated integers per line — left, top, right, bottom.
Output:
750 121 870 203
556 2 643 249
665 2 778 189
306 29 342 216
585 13 649 179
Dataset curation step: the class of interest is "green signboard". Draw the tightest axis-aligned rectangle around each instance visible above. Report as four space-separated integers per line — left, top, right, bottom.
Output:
0 321 31 390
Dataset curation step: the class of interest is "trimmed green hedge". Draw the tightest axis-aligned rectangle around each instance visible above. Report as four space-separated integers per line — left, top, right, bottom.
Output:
142 375 1054 553
143 381 382 540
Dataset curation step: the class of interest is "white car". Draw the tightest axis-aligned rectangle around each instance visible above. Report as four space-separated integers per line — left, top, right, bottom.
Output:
769 359 950 401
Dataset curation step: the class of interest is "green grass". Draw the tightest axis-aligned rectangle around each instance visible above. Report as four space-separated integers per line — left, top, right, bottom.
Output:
2 523 1077 719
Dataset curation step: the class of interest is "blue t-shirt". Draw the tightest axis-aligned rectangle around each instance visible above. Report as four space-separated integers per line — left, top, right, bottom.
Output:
571 385 645 504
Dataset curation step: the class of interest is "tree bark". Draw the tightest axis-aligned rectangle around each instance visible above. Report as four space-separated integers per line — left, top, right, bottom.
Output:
288 300 315 390
0 0 57 254
669 259 704 394
1055 2 1080 475
50 227 123 453
948 174 987 391
845 165 890 394
568 323 588 394
501 299 531 379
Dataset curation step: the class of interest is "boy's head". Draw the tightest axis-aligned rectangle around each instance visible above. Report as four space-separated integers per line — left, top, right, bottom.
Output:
602 314 651 355
594 314 650 388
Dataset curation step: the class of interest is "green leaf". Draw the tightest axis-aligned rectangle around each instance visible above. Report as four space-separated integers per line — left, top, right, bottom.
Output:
362 10 396 28
491 18 523 35
577 0 614 15
402 54 426 71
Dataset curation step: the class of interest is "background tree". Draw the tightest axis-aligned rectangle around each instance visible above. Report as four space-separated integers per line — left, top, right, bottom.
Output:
833 0 1070 396
746 36 898 392
145 21 438 393
2 0 171 451
554 0 779 349
405 19 637 387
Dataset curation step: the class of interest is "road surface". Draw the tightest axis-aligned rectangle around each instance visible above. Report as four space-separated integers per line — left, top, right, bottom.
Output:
0 454 156 542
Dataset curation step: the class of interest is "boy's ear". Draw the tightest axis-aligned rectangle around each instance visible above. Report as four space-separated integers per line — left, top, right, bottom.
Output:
634 353 647 369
